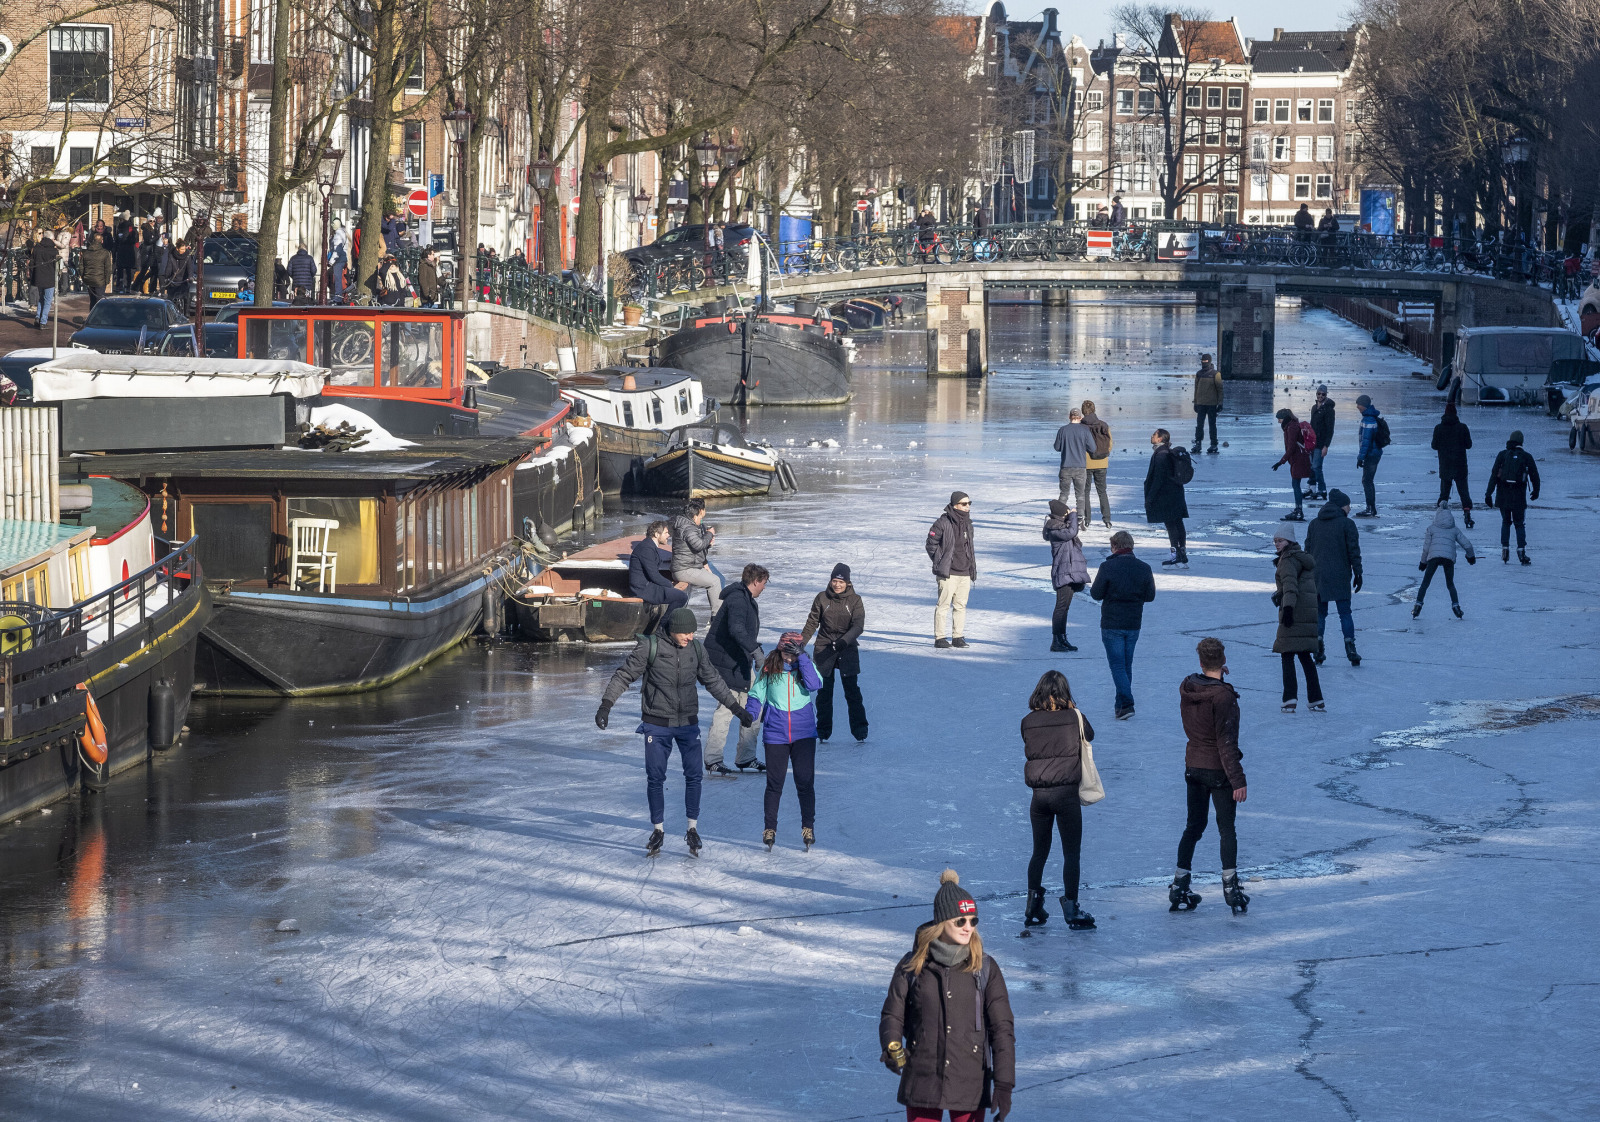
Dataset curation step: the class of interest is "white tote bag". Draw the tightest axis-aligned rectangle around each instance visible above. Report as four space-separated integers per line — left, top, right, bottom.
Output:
1075 708 1104 806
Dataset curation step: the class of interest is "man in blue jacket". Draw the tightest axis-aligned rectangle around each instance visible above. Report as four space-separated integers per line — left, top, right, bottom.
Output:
1089 530 1157 720
704 563 769 774
1354 394 1383 517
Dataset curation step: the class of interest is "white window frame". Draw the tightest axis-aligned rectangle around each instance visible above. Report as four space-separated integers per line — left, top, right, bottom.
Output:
1317 98 1334 122
1225 116 1242 147
147 27 174 112
1137 89 1155 112
1085 89 1104 110
405 49 425 94
1315 135 1334 162
1228 87 1244 109
1183 153 1199 182
1185 86 1202 109
47 24 112 111
1273 98 1290 123
1204 116 1221 146
1296 98 1313 122
1272 135 1290 162
1222 155 1239 184
1116 88 1134 114
1250 132 1268 161
1294 136 1313 162
1082 160 1102 189
1253 98 1269 123
1206 86 1222 109
1315 173 1333 199
1294 173 1312 198
1084 120 1103 151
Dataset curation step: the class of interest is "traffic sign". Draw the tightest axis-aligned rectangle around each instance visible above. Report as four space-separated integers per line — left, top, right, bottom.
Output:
407 188 430 217
1086 230 1113 258
854 199 869 211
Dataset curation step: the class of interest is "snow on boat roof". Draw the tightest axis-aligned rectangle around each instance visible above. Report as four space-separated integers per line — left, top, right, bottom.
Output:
0 520 93 579
80 436 543 483
30 353 326 401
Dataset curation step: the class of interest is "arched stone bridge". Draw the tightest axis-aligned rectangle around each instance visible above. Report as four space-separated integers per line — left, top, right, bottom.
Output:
759 261 1559 378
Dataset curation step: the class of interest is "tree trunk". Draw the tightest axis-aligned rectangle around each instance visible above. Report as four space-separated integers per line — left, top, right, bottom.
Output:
356 4 401 297
573 91 610 279
253 0 292 304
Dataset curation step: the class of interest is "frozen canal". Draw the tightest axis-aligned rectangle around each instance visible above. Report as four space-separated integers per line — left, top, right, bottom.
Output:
1 296 1595 1120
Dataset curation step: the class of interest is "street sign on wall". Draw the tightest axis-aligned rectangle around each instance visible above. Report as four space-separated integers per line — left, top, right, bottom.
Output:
406 188 430 217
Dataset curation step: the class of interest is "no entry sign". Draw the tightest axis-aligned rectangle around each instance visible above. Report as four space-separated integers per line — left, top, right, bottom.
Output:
407 188 430 217
1086 229 1114 257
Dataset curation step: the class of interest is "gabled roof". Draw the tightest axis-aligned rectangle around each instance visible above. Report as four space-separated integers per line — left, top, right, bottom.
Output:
1160 16 1248 64
1250 29 1355 73
933 15 981 56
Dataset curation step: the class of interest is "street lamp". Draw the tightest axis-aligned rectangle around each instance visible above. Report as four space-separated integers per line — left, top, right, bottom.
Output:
316 146 344 304
1012 129 1036 222
630 188 650 221
443 109 474 305
530 157 555 192
693 131 719 223
1501 135 1533 248
180 161 223 354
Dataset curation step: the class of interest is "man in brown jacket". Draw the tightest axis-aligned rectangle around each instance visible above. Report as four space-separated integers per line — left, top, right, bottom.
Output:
79 239 113 309
1169 636 1250 913
1191 353 1223 454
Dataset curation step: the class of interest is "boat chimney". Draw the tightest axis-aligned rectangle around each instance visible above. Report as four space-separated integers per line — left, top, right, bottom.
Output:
622 373 638 391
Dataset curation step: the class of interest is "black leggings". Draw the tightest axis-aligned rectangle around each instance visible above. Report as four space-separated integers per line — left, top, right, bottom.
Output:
763 738 816 830
1281 651 1322 703
1418 557 1458 603
1052 585 1075 637
1165 519 1187 553
1026 785 1083 901
1177 767 1237 871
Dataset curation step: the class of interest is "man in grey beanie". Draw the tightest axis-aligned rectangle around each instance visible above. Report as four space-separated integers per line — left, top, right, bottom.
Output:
597 605 752 857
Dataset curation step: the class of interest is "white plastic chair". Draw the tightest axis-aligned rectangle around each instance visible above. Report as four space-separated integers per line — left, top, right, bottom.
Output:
290 518 339 592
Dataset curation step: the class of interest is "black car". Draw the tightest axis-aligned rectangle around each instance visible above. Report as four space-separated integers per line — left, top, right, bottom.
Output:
189 236 259 310
214 299 291 324
154 322 240 358
621 223 756 269
67 297 190 354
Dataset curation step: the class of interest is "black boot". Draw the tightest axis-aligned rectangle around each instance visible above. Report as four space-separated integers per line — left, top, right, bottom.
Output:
1024 887 1049 926
1050 635 1070 652
1519 549 1531 565
1168 871 1201 911
1313 639 1326 665
1222 873 1250 914
1059 896 1096 929
1345 638 1361 666
1502 547 1510 563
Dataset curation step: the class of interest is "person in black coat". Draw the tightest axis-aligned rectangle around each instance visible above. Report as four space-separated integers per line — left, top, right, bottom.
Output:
1309 385 1335 499
800 562 867 742
1431 403 1474 527
880 870 1015 1122
1303 488 1363 666
597 606 751 857
113 220 140 292
926 491 976 648
1021 670 1097 930
628 521 690 616
30 235 60 327
1485 430 1540 564
704 563 770 773
1144 428 1189 566
1090 530 1156 720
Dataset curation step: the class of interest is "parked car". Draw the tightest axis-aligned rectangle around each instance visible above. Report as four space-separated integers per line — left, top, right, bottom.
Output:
621 223 756 270
188 235 259 310
154 322 240 358
0 347 56 400
67 296 189 354
214 299 290 324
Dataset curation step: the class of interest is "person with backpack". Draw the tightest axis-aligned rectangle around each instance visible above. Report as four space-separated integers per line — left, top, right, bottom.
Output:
1021 670 1098 930
1168 637 1250 915
1044 500 1089 652
1432 403 1474 527
879 870 1016 1122
1484 430 1540 564
801 563 868 743
1309 385 1335 500
705 563 770 774
1090 530 1156 720
1304 488 1363 666
596 606 754 857
1272 526 1323 713
1272 408 1316 521
1191 354 1223 454
927 491 976 649
1081 400 1113 527
1144 429 1191 567
1414 503 1476 618
745 631 824 850
1052 409 1097 525
1354 394 1389 517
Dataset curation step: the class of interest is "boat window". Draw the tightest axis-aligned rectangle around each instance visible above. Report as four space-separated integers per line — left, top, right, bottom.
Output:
286 497 379 585
383 319 444 389
651 397 663 424
677 389 688 415
1491 334 1555 374
622 401 634 426
317 320 377 386
245 317 308 362
189 501 274 582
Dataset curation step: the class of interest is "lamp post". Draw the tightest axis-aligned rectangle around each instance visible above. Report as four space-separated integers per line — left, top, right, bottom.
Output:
630 187 650 248
693 131 719 225
181 161 222 355
316 146 344 305
529 156 555 271
1502 135 1532 248
443 109 474 305
1012 129 1036 224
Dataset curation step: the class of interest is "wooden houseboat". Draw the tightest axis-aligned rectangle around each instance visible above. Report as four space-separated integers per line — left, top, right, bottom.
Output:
558 366 713 493
639 421 795 499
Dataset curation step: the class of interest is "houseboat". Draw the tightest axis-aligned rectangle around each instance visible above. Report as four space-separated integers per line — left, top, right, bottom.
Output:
640 420 795 498
91 437 543 696
1 476 210 825
511 534 665 643
558 366 713 492
1441 327 1590 405
654 299 850 406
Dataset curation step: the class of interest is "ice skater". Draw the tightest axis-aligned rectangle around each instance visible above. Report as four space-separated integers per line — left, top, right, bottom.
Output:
1043 500 1088 652
1081 400 1113 527
926 491 976 649
596 607 753 857
745 632 823 851
879 870 1015 1122
1191 353 1222 453
1305 489 1363 666
1414 503 1476 618
1144 429 1192 567
1431 403 1474 527
705 563 769 774
1052 408 1097 524
1089 530 1156 720
1272 408 1315 520
801 563 868 743
1309 384 1335 500
1020 670 1097 929
1272 527 1323 713
1170 638 1250 915
1485 430 1540 564
1354 394 1388 517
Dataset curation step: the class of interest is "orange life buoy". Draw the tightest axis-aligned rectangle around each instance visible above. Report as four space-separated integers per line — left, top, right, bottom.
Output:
76 684 108 765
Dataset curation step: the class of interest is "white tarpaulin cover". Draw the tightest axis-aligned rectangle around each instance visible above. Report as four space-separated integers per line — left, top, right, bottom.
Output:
30 353 326 401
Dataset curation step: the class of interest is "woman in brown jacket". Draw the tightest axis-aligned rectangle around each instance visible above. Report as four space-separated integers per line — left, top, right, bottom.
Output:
1272 527 1323 712
880 870 1015 1122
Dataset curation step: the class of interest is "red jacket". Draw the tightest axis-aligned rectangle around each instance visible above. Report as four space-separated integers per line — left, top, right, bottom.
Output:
1277 420 1313 480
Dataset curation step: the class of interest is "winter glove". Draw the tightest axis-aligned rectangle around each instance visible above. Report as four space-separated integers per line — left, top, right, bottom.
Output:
1357 458 1365 469
737 706 756 728
594 702 612 730
991 1083 1013 1121
880 1050 901 1075
1272 461 1281 470
1271 591 1282 608
1468 555 1477 565
1279 606 1295 628
1069 581 1086 592
1419 562 1427 572
1352 574 1363 593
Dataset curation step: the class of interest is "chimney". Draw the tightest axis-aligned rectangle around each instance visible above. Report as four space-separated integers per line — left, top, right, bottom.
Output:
1113 31 1124 48
1273 27 1284 39
1043 8 1059 38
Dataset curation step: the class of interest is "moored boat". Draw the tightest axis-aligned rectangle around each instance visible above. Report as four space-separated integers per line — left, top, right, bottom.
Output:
510 534 666 643
640 421 796 498
654 299 850 406
559 366 712 492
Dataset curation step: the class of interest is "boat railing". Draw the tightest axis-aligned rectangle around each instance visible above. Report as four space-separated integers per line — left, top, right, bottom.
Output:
1 537 200 749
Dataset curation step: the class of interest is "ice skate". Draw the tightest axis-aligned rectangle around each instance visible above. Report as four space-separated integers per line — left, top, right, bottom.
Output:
646 828 664 857
1412 602 1423 618
1059 897 1096 929
1282 699 1297 713
1355 508 1377 518
1161 549 1181 567
685 827 702 857
1519 549 1532 565
1168 872 1201 911
1314 639 1326 665
707 762 737 776
1503 547 1510 563
1024 887 1049 927
1464 513 1474 528
1453 603 1464 618
1190 441 1202 454
801 827 814 851
1345 638 1361 666
736 759 766 773
1309 700 1326 712
1222 873 1250 915
1281 509 1305 521
763 828 775 852
1206 445 1219 454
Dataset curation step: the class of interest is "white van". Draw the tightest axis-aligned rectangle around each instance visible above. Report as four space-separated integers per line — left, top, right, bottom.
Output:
1445 327 1588 404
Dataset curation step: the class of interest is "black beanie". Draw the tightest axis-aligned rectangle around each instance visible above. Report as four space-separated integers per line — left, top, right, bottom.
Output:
830 562 851 582
1509 430 1524 445
666 607 697 633
950 491 969 506
933 868 977 923
1327 488 1351 508
1048 499 1069 516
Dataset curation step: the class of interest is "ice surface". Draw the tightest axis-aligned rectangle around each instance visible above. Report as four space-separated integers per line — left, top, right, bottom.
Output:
0 298 1595 1121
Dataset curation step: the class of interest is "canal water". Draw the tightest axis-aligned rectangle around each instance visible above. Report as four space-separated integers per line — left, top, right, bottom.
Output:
1 296 1593 1120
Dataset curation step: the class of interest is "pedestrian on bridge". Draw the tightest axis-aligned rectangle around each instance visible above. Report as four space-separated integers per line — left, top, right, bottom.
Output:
1191 354 1222 454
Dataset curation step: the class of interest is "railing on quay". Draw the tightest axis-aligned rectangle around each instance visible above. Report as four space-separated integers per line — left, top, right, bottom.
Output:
392 249 607 334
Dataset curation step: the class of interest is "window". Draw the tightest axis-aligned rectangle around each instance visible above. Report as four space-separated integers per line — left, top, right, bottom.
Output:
1345 98 1359 123
287 497 380 585
1206 86 1222 109
1202 194 1217 221
1112 159 1131 192
1149 199 1164 218
1183 153 1199 182
1116 89 1134 113
1137 89 1155 112
1273 98 1290 122
1317 98 1334 122
1223 155 1239 184
248 317 309 362
49 25 111 106
1294 136 1312 162
1204 117 1221 146
1227 87 1244 109
1315 135 1334 162
1250 133 1268 161
147 27 173 111
1222 193 1239 222
1297 98 1313 122
1085 120 1103 151
1225 117 1241 146
1083 160 1102 188
403 120 423 182
31 147 56 175
1183 116 1201 143
190 502 274 582
1294 174 1311 198
1185 87 1201 109
1203 155 1220 182
1315 173 1333 199
1253 98 1269 123
405 51 424 93
68 146 94 174
108 147 130 177
1085 89 1104 110
1273 135 1290 161
317 319 376 386
384 320 443 388
1344 133 1358 161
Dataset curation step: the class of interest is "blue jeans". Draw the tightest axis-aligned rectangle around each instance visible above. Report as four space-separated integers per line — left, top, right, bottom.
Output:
641 723 703 825
1318 597 1354 641
36 286 54 326
1101 628 1140 711
1309 447 1327 493
1291 475 1305 511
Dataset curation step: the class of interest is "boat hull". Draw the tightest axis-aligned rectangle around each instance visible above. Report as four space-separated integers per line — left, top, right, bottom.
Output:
642 446 776 498
656 322 850 405
593 423 671 493
193 551 514 696
511 597 664 643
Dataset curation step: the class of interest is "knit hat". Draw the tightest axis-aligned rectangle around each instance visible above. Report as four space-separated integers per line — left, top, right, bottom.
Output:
778 630 805 653
830 562 851 582
1275 408 1294 422
1509 430 1524 445
950 491 970 506
1048 499 1070 516
1327 488 1351 508
1316 383 1328 394
1443 402 1458 421
1355 394 1373 408
933 869 977 923
666 607 697 633
1274 526 1300 545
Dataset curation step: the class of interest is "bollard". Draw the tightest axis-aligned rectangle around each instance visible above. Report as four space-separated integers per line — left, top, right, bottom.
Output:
926 328 939 374
966 328 983 377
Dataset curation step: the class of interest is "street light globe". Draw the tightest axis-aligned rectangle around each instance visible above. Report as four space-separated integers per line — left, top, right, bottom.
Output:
693 131 720 170
530 159 555 191
721 143 741 171
443 110 474 146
